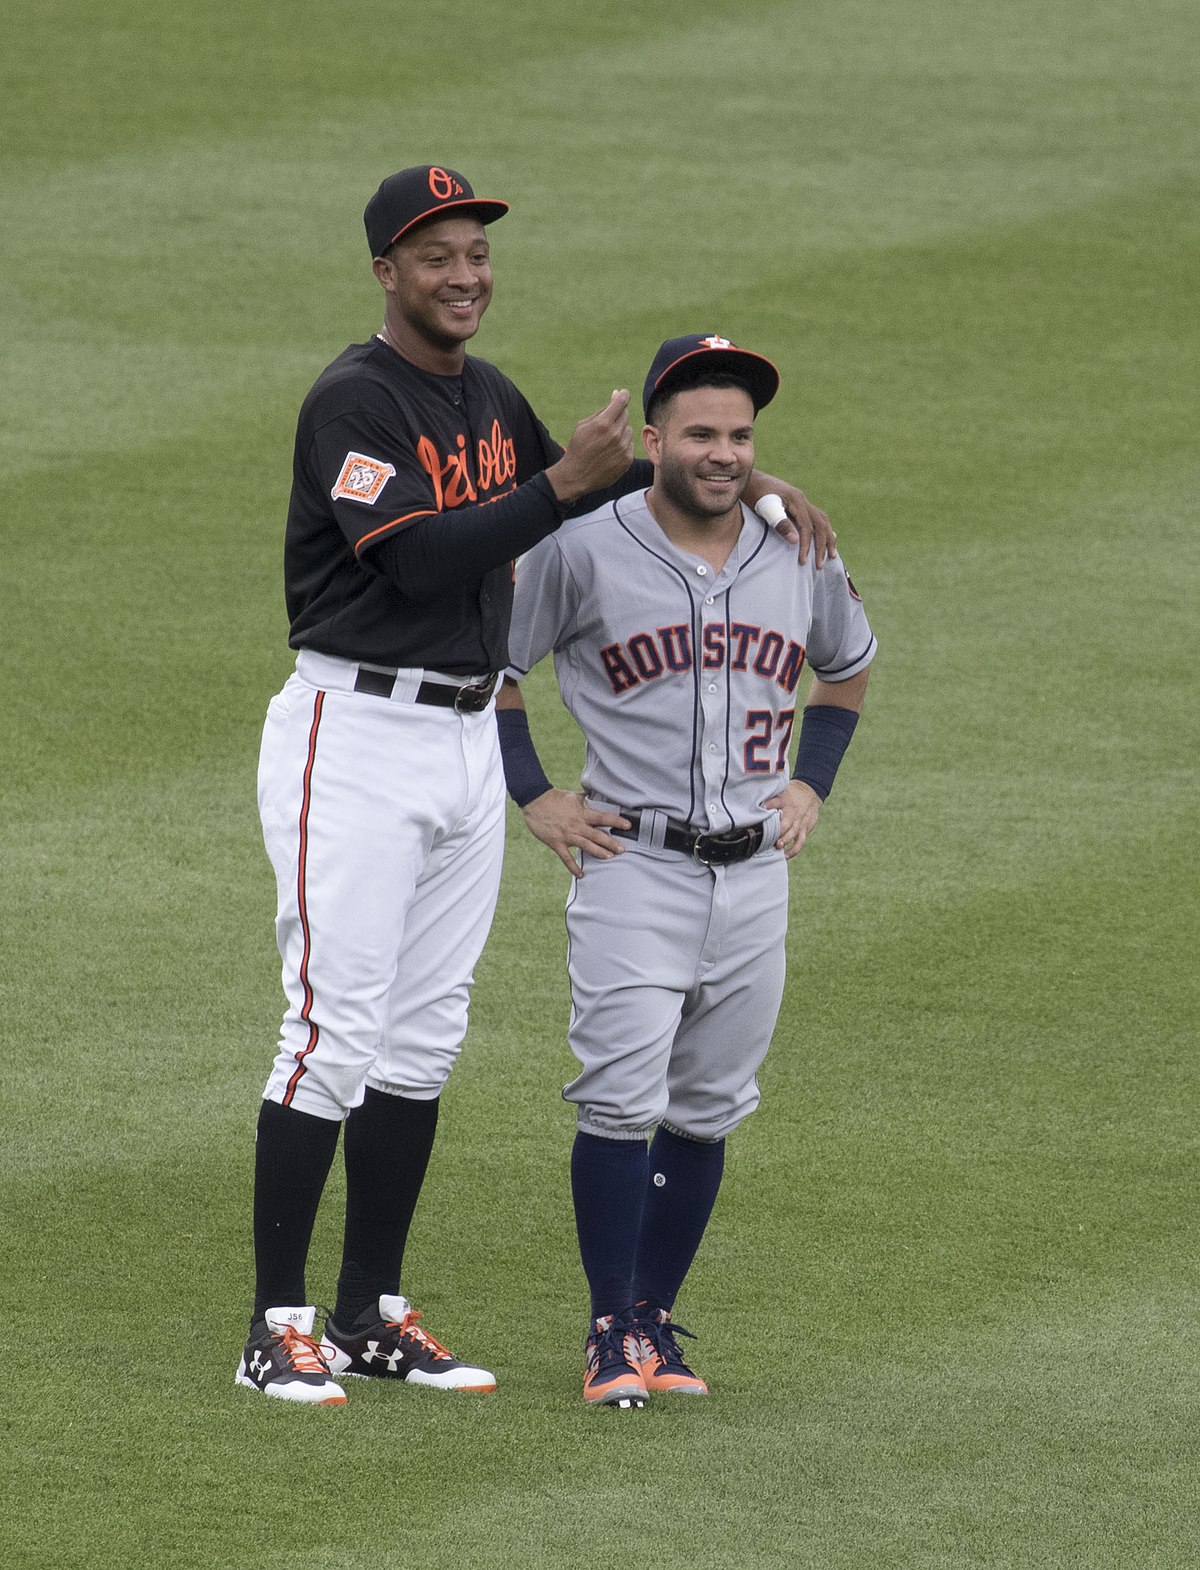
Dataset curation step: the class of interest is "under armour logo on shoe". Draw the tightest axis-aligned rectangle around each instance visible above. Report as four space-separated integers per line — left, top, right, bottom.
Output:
249 1352 272 1377
363 1340 404 1373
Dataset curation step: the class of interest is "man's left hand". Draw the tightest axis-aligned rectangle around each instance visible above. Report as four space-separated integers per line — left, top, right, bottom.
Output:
763 779 822 859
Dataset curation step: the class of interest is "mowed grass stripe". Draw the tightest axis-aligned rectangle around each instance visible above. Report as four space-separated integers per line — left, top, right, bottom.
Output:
4 159 1193 490
6 1152 1196 1567
5 1 1193 263
3 173 1193 481
3 8 1197 478
4 173 1195 756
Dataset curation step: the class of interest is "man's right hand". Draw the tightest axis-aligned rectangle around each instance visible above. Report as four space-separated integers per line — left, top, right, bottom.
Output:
521 789 631 877
546 389 635 505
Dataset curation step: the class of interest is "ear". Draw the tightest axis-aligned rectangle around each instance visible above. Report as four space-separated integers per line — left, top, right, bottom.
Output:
642 423 661 464
372 255 395 293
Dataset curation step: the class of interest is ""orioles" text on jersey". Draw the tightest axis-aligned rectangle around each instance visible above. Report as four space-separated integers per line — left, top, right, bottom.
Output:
416 419 517 511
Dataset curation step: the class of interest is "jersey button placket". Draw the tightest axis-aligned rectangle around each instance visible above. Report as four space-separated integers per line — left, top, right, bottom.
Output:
704 590 717 696
697 573 727 830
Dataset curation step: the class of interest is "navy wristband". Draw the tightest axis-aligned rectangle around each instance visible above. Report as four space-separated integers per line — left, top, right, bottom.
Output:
495 706 554 807
792 704 859 800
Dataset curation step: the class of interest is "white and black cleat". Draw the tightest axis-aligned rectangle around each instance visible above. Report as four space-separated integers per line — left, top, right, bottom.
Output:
320 1294 496 1391
236 1306 346 1406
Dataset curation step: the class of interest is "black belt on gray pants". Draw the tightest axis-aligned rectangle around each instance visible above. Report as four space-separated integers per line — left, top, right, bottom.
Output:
352 667 498 713
611 810 765 866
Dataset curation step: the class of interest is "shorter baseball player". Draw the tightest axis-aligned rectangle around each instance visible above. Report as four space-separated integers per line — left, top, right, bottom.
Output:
496 334 876 1406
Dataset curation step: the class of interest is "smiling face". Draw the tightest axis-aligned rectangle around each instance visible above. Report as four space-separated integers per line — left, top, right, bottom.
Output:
372 215 494 372
643 381 757 525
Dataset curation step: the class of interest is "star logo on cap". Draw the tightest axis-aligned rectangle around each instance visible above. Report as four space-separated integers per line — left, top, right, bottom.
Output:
700 335 732 349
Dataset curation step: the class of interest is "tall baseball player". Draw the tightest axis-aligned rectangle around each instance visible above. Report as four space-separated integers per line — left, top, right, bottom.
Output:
238 165 837 1406
497 334 876 1407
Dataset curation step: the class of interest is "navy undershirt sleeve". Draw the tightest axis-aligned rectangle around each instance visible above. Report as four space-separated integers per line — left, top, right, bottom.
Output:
791 704 859 799
363 472 568 600
495 707 553 806
363 460 654 601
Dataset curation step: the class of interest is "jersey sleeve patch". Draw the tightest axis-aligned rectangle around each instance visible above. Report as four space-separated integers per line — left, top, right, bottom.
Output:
331 452 397 505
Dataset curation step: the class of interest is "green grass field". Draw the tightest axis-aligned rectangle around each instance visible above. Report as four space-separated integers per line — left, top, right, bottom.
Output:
2 1 1197 1565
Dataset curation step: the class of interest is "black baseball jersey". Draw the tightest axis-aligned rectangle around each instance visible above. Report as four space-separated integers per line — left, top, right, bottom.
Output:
284 337 566 675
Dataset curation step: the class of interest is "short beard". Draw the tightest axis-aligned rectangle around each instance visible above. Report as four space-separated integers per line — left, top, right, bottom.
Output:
656 453 747 522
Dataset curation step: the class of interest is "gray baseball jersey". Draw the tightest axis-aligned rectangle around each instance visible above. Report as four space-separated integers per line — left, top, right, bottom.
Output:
507 490 877 1142
506 491 876 832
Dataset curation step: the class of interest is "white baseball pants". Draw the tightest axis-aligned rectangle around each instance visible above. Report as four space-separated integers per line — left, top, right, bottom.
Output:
257 651 506 1121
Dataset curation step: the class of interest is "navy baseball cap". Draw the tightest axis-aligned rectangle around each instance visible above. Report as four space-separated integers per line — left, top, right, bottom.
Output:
643 334 780 421
364 165 509 257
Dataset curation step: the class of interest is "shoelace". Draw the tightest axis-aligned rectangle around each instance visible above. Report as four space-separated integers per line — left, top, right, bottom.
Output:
639 1315 698 1370
383 1310 453 1362
589 1318 639 1376
276 1324 332 1375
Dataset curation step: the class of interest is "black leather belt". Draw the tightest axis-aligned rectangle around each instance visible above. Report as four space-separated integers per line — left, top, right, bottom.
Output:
353 667 498 713
612 810 765 866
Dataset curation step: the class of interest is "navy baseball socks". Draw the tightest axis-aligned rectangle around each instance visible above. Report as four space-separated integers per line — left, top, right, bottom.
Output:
571 1131 648 1318
572 1133 649 1405
571 1127 721 1401
633 1126 725 1309
629 1127 723 1396
571 1127 722 1401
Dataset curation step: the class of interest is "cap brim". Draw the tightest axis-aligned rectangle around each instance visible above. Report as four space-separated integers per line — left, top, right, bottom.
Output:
382 197 509 251
647 347 779 417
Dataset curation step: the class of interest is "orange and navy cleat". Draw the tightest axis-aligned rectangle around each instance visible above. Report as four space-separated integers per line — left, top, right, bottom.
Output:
633 1306 708 1395
583 1312 648 1408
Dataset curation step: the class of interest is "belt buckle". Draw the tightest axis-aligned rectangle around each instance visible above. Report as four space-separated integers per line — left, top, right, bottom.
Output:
692 827 757 866
691 832 721 866
453 673 497 713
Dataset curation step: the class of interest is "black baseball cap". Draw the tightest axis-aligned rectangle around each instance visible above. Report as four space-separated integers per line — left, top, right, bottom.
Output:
643 334 780 421
364 165 509 257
